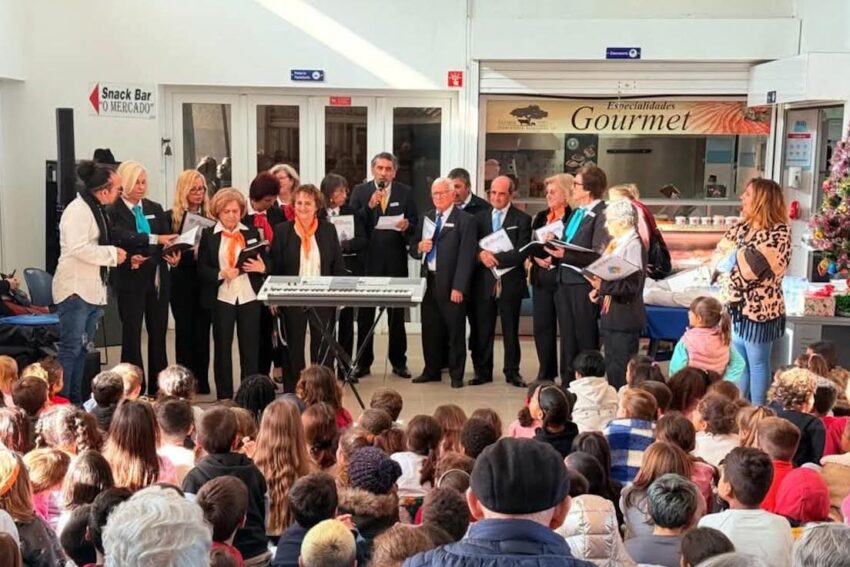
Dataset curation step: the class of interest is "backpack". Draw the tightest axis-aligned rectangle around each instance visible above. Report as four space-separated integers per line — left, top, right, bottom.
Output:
646 228 672 280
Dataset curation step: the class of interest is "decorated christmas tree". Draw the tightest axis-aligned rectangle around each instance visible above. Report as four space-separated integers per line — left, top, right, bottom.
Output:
810 127 850 276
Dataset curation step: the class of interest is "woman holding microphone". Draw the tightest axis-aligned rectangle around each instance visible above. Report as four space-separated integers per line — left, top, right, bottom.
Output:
166 170 212 394
271 184 346 392
197 188 268 400
110 161 179 395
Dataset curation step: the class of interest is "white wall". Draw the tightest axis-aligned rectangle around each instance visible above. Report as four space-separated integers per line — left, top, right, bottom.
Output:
0 0 24 80
0 0 468 274
796 0 850 53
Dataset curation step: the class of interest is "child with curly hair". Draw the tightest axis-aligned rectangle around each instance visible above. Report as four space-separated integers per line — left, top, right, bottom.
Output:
768 367 826 466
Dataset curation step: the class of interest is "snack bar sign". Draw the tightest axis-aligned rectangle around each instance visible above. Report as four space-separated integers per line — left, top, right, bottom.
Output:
89 83 156 119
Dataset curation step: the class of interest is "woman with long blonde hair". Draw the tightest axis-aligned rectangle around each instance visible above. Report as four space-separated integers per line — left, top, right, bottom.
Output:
111 160 179 395
167 170 213 394
252 399 316 537
713 178 791 404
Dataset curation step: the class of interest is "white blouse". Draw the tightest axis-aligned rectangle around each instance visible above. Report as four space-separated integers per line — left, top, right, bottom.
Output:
215 222 257 305
299 235 321 277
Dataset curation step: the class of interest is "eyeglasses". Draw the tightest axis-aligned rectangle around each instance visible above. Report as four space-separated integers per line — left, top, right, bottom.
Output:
573 181 584 187
189 187 206 194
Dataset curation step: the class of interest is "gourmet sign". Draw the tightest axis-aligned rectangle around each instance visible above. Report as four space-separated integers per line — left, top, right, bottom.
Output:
486 99 770 135
89 83 156 119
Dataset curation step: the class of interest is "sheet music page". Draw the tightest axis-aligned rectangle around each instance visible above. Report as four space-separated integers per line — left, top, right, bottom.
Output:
534 219 564 242
583 254 640 281
422 217 437 241
376 214 404 231
163 227 199 253
182 212 216 234
330 215 355 242
479 228 515 278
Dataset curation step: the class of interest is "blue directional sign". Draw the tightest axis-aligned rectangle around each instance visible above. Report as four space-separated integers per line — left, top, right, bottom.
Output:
605 47 641 60
291 69 325 82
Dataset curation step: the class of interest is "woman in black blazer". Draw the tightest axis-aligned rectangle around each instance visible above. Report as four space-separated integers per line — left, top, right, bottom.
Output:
271 183 346 392
319 174 369 379
166 169 212 394
545 165 611 384
110 161 179 395
529 174 573 381
197 188 268 400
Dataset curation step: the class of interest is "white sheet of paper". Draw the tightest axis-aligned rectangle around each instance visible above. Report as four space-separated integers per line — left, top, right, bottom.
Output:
163 226 199 253
330 215 355 242
181 211 216 234
376 214 404 231
422 217 437 241
479 228 515 278
535 219 564 242
584 254 640 281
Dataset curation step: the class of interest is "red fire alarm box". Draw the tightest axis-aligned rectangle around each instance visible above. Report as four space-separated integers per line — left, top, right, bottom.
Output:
447 71 463 88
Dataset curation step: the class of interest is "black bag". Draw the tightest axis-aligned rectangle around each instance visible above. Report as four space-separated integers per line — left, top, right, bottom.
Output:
647 228 672 280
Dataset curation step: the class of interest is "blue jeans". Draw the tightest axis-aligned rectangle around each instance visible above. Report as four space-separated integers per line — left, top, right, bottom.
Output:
56 295 103 404
732 333 773 405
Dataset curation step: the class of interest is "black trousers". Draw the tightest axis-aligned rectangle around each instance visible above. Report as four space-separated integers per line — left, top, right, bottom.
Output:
532 279 560 381
171 277 211 394
473 292 522 379
338 307 355 375
258 307 285 375
283 306 335 393
421 275 466 384
602 329 640 390
212 300 260 400
117 288 169 396
357 306 407 370
555 282 600 383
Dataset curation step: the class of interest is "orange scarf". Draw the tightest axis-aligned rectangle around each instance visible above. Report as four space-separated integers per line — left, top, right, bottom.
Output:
294 216 318 257
547 207 566 224
222 230 246 269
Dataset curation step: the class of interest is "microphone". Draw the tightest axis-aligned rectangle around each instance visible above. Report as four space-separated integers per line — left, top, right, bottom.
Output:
376 180 387 190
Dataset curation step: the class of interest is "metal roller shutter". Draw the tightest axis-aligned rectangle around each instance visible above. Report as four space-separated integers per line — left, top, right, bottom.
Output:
479 61 755 96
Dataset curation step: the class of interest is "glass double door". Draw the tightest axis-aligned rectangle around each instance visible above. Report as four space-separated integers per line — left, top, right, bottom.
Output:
172 92 450 220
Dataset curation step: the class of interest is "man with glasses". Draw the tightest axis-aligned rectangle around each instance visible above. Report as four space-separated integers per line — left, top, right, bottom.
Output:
349 152 418 379
409 178 477 388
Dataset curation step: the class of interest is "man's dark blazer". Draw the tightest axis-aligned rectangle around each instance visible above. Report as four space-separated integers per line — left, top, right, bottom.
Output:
108 198 171 294
270 220 347 279
557 201 610 285
409 207 477 297
196 225 267 310
459 193 490 217
473 206 532 300
349 181 418 277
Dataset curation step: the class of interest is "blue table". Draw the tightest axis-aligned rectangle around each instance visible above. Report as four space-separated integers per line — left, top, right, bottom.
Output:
642 305 689 359
0 314 59 326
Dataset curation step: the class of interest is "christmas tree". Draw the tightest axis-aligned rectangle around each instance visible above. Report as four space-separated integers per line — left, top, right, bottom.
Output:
810 126 850 276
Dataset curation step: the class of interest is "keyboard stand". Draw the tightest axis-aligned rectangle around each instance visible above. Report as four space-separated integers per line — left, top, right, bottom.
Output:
305 305 387 410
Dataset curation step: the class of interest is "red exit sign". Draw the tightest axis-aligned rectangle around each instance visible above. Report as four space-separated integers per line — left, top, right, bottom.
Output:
329 96 352 106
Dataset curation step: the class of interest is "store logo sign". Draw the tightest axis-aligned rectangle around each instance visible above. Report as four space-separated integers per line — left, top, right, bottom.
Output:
508 105 549 128
606 47 641 60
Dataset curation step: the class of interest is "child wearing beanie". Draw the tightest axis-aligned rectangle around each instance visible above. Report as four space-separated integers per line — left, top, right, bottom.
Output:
336 446 401 563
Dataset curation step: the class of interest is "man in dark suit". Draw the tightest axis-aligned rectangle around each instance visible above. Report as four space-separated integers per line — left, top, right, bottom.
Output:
450 167 489 216
470 176 532 388
545 165 610 383
409 178 477 388
348 152 418 379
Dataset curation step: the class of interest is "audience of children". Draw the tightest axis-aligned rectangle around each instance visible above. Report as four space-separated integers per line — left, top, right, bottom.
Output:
1 338 850 567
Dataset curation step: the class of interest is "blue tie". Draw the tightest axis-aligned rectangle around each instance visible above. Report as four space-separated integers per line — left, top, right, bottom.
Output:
563 208 586 243
133 204 151 235
426 212 442 264
492 210 502 232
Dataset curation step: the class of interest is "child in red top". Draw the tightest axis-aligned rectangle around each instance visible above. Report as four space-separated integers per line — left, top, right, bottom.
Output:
196 475 248 567
40 357 71 405
806 367 850 456
756 416 801 513
297 365 353 430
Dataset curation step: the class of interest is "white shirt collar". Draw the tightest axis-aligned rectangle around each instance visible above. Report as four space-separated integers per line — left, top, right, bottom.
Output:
436 204 454 219
492 203 511 216
328 207 340 216
277 196 288 208
582 199 601 211
461 192 473 208
214 222 248 234
122 197 142 210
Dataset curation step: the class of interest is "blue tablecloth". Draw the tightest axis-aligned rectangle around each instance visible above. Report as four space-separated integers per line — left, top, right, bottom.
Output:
642 305 689 341
0 314 59 326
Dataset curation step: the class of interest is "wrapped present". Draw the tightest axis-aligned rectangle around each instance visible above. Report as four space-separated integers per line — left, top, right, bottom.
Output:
802 293 836 317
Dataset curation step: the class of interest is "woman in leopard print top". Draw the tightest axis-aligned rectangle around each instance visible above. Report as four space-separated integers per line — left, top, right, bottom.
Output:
714 178 791 404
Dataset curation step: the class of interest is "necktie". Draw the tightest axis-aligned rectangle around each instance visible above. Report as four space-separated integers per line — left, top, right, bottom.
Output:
133 204 151 235
380 190 389 213
426 212 442 264
492 210 502 232
564 208 586 243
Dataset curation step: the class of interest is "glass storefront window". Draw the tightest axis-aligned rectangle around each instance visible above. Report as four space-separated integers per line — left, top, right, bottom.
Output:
256 105 300 174
393 107 442 220
182 103 232 194
325 106 368 188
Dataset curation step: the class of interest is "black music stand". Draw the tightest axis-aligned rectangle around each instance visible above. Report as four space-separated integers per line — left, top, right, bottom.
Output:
305 305 388 410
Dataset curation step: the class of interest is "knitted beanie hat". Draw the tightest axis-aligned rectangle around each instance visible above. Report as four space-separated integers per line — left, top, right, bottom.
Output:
347 447 401 495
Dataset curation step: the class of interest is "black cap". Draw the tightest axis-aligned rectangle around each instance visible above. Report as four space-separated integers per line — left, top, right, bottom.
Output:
471 438 569 515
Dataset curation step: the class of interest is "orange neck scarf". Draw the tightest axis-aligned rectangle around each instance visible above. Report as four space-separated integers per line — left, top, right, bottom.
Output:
547 206 566 224
222 229 246 269
294 216 319 257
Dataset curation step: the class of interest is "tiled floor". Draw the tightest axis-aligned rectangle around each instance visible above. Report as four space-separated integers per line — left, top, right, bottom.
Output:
101 331 539 427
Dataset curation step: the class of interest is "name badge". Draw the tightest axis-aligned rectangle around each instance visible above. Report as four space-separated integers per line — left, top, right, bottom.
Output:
145 214 156 219
444 223 455 228
390 202 399 207
247 238 258 244
506 226 517 231
586 211 596 218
